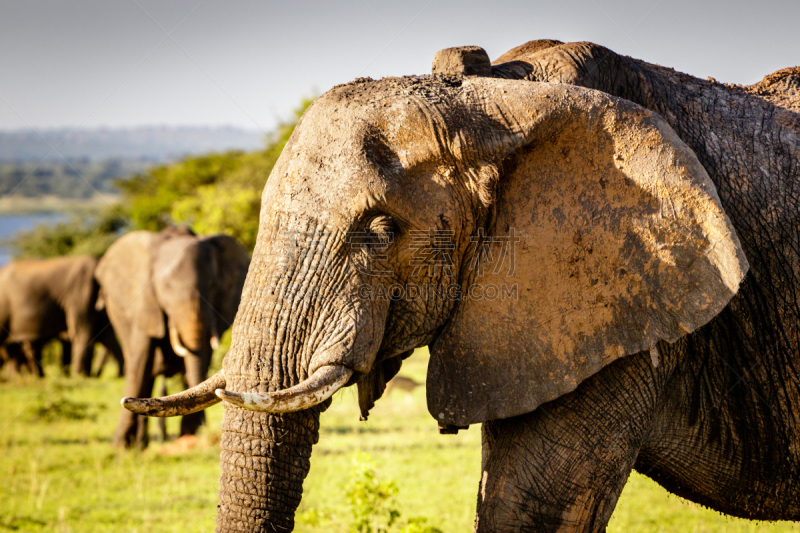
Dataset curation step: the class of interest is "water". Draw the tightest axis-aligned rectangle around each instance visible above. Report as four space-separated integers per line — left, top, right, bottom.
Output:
0 213 67 265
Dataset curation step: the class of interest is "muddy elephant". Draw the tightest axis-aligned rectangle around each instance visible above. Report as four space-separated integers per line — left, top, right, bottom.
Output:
121 41 800 532
0 256 123 377
97 226 249 449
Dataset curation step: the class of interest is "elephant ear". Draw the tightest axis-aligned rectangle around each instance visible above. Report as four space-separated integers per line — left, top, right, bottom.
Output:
427 80 749 427
95 231 165 338
202 235 250 331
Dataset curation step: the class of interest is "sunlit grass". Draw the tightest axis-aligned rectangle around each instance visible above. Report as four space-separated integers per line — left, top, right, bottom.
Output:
0 348 798 532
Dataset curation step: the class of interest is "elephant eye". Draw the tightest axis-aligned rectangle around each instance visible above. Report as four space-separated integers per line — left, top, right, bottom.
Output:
366 214 396 244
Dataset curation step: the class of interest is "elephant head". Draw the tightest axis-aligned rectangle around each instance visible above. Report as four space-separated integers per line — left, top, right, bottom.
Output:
98 226 249 446
151 231 250 382
124 71 747 529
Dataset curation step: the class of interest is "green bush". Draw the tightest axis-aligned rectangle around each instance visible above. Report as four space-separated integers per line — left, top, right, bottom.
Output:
398 518 442 533
346 452 401 533
345 452 442 533
28 391 103 422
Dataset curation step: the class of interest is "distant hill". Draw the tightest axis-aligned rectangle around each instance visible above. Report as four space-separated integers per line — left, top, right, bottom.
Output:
0 126 266 206
0 126 265 163
0 159 148 201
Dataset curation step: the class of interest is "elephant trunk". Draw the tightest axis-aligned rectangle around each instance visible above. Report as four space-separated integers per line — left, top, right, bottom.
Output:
216 406 320 532
167 304 213 435
169 301 207 356
183 349 205 388
214 216 383 531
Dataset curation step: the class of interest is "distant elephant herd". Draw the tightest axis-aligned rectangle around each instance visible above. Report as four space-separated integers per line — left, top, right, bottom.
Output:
0 225 250 449
4 39 800 532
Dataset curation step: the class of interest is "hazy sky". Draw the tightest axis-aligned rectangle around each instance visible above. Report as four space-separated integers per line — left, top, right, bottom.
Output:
1 0 798 134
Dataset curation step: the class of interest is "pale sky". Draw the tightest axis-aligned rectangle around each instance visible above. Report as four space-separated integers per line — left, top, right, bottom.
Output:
1 0 798 134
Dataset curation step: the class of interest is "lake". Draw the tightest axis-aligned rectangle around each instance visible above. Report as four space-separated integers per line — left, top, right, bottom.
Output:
0 213 67 265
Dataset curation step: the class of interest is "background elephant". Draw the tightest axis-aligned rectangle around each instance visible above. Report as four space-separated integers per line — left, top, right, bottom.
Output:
0 256 123 377
96 226 249 449
121 42 799 532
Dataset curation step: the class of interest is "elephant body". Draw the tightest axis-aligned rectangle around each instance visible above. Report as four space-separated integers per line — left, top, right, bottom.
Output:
0 255 122 377
471 40 800 529
96 226 249 448
122 42 800 532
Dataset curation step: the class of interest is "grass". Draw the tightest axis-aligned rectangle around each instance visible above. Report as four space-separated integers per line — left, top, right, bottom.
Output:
0 348 798 532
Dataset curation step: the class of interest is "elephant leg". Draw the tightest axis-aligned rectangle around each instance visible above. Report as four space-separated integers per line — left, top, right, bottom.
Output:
178 353 207 436
69 325 94 377
60 339 72 376
93 345 124 378
179 405 205 436
114 334 154 449
21 341 44 377
106 335 124 377
5 343 23 375
475 351 673 533
92 346 108 377
95 320 124 377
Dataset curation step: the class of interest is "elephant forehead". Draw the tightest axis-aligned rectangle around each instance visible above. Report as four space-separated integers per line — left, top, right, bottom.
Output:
259 74 622 226
261 76 469 224
155 237 202 270
279 104 379 214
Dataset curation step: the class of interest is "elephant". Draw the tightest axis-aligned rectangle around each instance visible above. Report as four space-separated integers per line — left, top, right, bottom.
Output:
96 226 249 449
0 255 123 377
119 40 800 532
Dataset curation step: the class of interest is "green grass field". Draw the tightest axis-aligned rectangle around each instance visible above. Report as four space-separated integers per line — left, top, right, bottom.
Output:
1 348 798 532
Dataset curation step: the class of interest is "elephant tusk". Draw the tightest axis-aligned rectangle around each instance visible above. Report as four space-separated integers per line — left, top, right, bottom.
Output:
121 369 226 417
169 326 191 357
215 365 353 413
210 321 220 350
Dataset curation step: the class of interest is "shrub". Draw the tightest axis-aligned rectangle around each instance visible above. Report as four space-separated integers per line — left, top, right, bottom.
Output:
346 452 401 533
345 452 442 533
